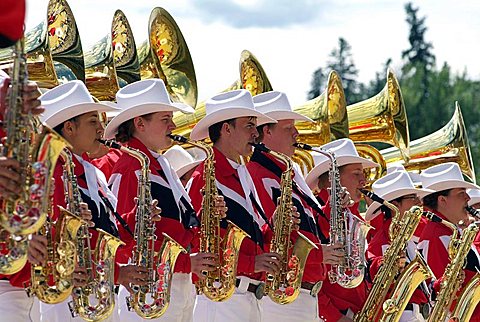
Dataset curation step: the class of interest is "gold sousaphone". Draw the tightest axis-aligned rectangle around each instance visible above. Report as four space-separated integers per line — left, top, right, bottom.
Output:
138 7 197 108
293 70 349 173
0 0 84 88
381 102 476 183
84 10 140 101
347 68 410 161
173 49 273 138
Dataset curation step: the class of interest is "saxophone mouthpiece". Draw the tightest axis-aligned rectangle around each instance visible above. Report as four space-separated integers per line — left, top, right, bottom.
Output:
168 134 188 144
249 142 270 153
422 211 443 223
98 139 122 150
359 189 385 205
466 206 480 218
293 142 313 151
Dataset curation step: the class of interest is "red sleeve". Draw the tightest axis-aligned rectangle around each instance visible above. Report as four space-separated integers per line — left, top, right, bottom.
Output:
318 290 344 322
0 0 25 45
368 255 383 280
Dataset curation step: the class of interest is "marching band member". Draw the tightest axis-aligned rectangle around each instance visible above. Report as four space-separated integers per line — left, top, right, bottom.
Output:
247 91 343 322
164 145 205 187
468 188 480 210
106 78 218 322
305 152 330 206
188 89 280 322
313 138 377 322
418 162 480 321
37 80 153 322
365 171 433 322
0 69 45 321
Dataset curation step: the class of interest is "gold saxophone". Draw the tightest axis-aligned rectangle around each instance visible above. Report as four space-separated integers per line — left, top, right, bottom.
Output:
252 143 317 304
169 134 249 302
56 148 125 321
426 217 479 322
354 190 428 321
448 206 480 321
295 142 371 289
25 203 84 304
0 38 69 274
99 139 186 319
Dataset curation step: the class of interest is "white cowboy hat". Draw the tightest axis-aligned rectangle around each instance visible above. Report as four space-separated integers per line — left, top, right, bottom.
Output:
365 171 434 221
253 91 313 126
304 138 378 189
305 151 330 190
467 189 480 206
421 162 479 195
104 79 194 139
190 89 276 141
164 145 205 178
387 163 422 187
40 80 118 128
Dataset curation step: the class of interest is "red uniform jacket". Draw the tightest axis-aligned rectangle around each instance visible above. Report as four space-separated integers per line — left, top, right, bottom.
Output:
366 215 428 306
418 208 480 321
0 0 25 47
90 148 123 182
317 201 369 322
189 147 266 281
109 138 199 273
52 152 121 283
247 149 327 283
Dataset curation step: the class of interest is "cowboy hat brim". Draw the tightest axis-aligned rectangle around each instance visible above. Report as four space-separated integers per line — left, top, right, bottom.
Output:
256 110 314 126
190 107 276 141
43 102 119 129
365 187 434 221
104 102 194 139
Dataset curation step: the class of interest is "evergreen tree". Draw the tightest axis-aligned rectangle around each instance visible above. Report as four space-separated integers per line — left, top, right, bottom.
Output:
307 37 363 104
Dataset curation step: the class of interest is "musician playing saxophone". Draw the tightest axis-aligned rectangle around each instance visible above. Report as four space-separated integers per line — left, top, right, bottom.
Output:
306 138 377 322
33 80 160 322
106 79 227 322
188 90 283 322
417 162 480 321
365 169 433 321
0 60 49 322
247 91 343 322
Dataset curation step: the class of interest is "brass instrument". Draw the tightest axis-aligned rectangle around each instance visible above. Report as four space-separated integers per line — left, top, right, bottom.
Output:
347 68 410 161
426 218 479 322
99 139 186 318
0 0 85 88
354 189 433 321
449 206 480 321
294 70 349 145
295 142 370 288
0 37 69 238
381 102 476 183
355 143 387 187
25 206 84 304
252 143 317 304
85 10 140 101
169 134 249 302
173 49 272 139
138 7 197 108
57 148 124 322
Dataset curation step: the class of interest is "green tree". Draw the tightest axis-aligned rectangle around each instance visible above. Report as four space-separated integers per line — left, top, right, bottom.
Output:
400 2 437 140
308 37 364 104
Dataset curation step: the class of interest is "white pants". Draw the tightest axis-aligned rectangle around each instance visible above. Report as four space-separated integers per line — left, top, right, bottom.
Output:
118 273 196 322
193 276 262 322
39 294 117 322
399 304 426 322
0 280 35 321
262 289 320 322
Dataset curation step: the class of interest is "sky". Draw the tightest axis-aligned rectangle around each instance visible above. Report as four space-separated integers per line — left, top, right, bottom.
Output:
24 0 480 106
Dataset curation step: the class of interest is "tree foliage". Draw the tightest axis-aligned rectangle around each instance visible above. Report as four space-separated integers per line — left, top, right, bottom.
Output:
307 2 480 182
